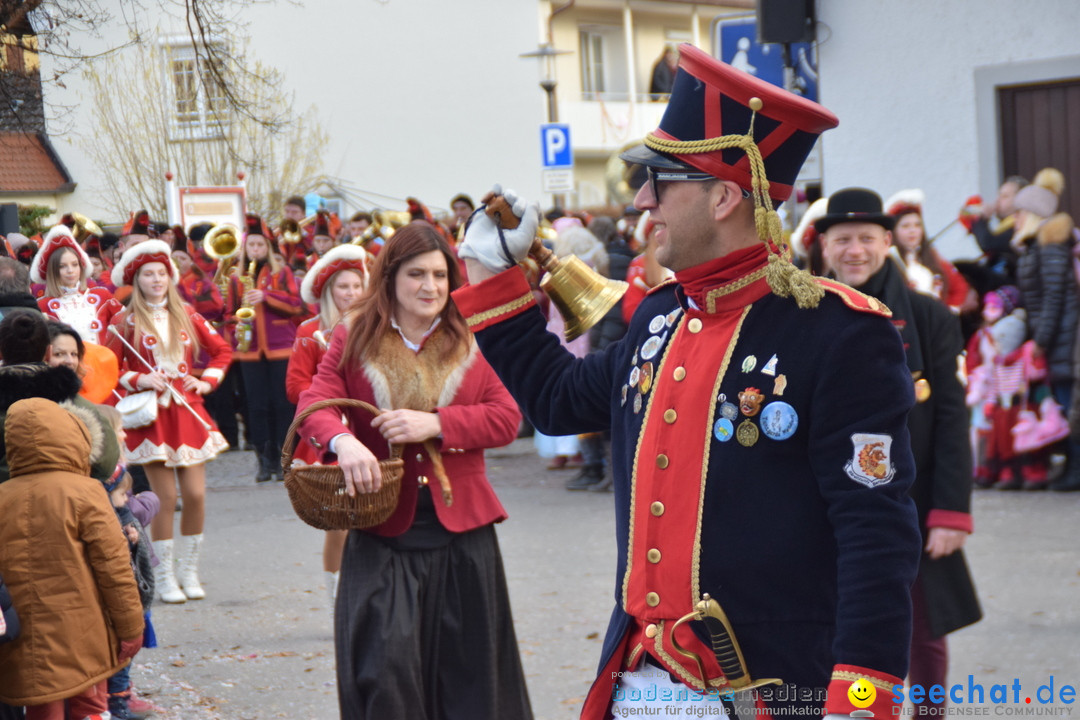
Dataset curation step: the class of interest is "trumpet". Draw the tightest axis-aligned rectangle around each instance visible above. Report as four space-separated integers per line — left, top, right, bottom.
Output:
279 215 316 245
234 260 257 352
353 209 411 247
203 223 242 296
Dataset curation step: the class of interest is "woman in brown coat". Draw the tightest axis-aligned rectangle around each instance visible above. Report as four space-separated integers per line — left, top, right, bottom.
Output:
0 397 144 719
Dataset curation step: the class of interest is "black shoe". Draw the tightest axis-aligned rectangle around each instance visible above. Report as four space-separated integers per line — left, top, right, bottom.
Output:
589 474 614 493
1050 463 1080 491
565 465 603 491
255 452 272 483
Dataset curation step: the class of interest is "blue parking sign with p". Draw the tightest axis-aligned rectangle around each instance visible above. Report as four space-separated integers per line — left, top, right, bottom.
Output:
541 124 572 168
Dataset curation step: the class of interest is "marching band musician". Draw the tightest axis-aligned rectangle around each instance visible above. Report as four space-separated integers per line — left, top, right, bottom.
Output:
172 232 225 324
305 210 339 270
226 214 304 482
285 244 369 610
106 240 232 604
31 225 123 344
453 45 922 719
280 195 313 266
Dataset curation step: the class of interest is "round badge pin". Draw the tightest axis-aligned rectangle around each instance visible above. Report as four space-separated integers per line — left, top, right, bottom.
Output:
760 401 798 441
633 392 643 414
741 355 757 373
629 366 641 387
720 402 738 421
666 308 682 326
736 419 759 447
641 335 663 360
621 384 628 406
639 362 654 394
713 417 734 443
649 314 666 334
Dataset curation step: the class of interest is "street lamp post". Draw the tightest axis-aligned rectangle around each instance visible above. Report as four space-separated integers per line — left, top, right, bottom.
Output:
521 42 572 208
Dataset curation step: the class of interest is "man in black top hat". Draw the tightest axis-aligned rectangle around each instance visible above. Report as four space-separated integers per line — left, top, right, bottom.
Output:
818 188 981 716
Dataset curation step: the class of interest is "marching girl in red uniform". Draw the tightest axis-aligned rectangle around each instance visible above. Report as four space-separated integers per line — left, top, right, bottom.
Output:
226 215 304 482
285 244 369 608
31 225 122 344
106 240 232 604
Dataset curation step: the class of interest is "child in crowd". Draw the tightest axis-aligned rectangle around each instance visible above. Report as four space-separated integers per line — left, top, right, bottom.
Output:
0 397 144 720
96 404 164 720
966 287 1049 489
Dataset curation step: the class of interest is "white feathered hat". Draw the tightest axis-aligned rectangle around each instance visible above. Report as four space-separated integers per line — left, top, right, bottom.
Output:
301 244 370 305
884 188 926 218
790 197 829 259
30 224 93 284
110 240 180 288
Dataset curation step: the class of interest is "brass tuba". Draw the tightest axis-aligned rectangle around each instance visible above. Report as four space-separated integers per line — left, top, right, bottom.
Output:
202 223 242 296
278 215 316 245
69 212 104 244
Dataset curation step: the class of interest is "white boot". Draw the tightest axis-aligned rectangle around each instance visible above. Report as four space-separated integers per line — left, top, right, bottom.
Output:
175 534 206 600
325 571 339 613
151 539 186 604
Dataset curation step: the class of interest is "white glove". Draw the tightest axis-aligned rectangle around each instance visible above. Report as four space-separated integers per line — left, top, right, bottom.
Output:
458 185 540 272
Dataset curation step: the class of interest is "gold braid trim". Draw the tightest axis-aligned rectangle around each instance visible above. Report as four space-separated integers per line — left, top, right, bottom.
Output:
831 670 895 692
645 128 823 310
464 292 535 328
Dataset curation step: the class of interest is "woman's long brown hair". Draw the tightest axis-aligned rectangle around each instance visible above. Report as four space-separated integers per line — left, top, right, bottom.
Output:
340 221 469 369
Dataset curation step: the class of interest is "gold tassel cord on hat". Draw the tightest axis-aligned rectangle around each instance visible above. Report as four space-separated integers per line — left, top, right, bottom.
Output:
644 119 824 310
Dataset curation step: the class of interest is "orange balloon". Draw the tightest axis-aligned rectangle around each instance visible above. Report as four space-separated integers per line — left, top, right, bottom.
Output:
79 342 120 403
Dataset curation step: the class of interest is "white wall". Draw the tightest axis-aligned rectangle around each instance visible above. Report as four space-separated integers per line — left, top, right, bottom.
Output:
42 0 545 221
815 0 1079 260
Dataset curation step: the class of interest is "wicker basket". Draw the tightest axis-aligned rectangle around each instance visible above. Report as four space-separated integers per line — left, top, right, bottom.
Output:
281 398 405 530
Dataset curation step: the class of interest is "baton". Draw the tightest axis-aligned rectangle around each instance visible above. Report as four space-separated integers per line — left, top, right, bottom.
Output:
107 325 213 431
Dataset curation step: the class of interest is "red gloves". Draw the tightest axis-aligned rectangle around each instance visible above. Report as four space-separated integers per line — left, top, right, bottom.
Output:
118 633 143 664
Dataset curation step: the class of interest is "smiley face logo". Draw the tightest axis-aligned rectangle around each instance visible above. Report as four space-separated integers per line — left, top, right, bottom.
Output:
847 678 876 709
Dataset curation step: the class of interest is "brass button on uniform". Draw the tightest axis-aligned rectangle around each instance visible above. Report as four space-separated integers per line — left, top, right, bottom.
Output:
418 475 429 485
647 548 662 564
656 454 669 469
673 367 686 381
688 318 703 333
650 501 665 517
646 592 660 607
415 453 424 462
663 409 677 424
645 623 658 638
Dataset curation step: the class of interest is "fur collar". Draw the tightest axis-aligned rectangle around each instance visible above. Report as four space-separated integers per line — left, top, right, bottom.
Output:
363 327 477 411
0 363 81 411
60 399 108 467
1037 213 1075 246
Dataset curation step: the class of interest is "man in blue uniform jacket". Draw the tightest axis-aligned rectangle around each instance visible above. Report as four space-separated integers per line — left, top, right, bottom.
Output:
452 44 922 719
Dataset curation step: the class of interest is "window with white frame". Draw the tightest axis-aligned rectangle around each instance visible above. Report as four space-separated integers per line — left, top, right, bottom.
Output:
163 41 228 141
579 25 628 101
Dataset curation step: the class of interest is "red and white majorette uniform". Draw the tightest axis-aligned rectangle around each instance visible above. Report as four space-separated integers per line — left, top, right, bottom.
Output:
106 240 233 467
31 225 122 344
285 245 370 462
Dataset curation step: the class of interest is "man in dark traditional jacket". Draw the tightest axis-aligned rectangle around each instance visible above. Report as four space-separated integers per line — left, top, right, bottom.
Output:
453 45 922 719
819 187 981 716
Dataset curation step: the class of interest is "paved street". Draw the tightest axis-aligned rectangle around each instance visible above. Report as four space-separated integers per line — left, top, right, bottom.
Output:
131 439 1080 719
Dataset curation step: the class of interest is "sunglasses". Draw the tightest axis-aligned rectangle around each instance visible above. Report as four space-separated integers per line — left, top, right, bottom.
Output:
645 166 751 201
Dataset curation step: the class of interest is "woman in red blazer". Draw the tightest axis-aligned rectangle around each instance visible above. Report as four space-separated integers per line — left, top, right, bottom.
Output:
296 222 532 719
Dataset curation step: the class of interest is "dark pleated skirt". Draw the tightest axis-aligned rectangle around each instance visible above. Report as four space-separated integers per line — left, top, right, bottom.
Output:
335 524 534 720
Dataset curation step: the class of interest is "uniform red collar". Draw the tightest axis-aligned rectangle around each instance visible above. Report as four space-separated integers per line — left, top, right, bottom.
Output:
674 244 771 313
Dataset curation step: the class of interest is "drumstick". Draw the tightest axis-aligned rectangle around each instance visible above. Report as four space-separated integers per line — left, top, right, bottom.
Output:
107 325 213 431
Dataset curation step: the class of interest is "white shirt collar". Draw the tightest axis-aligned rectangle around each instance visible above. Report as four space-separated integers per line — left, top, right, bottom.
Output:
390 315 441 352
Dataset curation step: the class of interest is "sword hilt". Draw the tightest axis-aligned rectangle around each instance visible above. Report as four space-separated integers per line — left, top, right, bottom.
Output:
695 594 782 692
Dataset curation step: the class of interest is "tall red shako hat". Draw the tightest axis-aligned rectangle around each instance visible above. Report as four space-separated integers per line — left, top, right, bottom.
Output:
301 244 370 305
30 224 93 284
111 239 180 288
621 43 839 308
